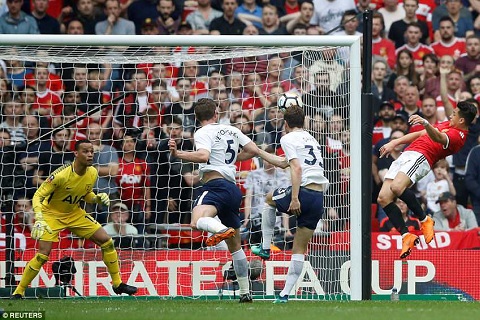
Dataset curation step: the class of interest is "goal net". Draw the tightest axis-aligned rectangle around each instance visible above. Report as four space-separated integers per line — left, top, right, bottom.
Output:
0 35 362 300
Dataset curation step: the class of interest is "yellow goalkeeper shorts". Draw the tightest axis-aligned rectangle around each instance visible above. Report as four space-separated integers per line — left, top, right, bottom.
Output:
40 208 102 242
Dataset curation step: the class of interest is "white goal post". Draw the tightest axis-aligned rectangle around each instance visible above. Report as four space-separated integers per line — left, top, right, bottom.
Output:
0 34 363 300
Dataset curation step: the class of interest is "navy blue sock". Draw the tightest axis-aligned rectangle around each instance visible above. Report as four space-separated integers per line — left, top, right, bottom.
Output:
383 202 409 235
398 188 426 220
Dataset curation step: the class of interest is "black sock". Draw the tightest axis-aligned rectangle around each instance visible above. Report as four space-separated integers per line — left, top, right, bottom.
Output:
398 188 426 221
383 202 409 235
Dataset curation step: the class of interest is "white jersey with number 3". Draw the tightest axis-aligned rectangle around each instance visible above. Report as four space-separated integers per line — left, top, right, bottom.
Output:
194 123 252 183
281 130 329 186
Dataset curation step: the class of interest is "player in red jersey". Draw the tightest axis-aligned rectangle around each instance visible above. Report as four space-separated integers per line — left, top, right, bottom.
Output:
377 100 477 259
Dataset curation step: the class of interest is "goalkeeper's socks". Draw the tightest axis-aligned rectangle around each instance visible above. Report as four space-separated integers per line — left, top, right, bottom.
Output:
383 202 409 235
398 188 427 220
261 205 276 250
196 217 227 233
280 254 304 298
13 253 49 296
101 239 122 288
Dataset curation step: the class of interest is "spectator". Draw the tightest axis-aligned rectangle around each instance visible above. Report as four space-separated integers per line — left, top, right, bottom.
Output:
399 85 422 118
241 73 269 119
378 0 405 34
468 75 480 102
262 55 292 95
242 24 259 35
431 16 466 59
127 0 160 35
95 0 135 35
371 60 396 115
186 0 222 35
71 0 104 35
31 66 63 118
0 99 26 145
235 0 263 29
392 75 410 108
389 0 430 48
0 0 39 34
432 0 473 40
310 0 355 34
372 12 397 70
215 90 231 125
420 53 439 96
13 197 34 235
116 134 151 234
379 198 420 232
209 0 246 35
31 0 60 34
112 70 153 141
308 48 344 93
32 128 74 187
17 115 49 198
437 67 464 116
372 101 396 146
424 159 455 214
5 54 33 90
433 191 478 231
141 17 159 35
302 70 346 119
258 4 288 35
176 20 194 35
395 23 434 74
387 50 420 90
103 202 138 236
163 78 196 139
65 18 84 34
157 0 181 35
149 116 197 224
454 35 480 82
286 0 314 35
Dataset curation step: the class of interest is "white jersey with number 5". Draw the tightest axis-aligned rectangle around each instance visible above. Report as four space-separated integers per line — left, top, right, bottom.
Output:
281 130 329 186
194 123 252 183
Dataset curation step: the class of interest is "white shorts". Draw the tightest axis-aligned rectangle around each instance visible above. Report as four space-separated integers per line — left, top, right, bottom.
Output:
384 151 431 184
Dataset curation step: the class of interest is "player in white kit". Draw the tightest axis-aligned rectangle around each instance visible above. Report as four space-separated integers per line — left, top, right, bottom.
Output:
251 105 329 303
169 98 287 303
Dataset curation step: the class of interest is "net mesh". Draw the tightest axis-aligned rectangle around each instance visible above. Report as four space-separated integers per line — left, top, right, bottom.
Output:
0 43 353 299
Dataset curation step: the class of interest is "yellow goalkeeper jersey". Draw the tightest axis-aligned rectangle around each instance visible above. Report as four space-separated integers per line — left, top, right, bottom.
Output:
33 162 98 215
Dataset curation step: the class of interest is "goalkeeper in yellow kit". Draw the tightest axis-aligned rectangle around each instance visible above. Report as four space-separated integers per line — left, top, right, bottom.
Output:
11 139 137 298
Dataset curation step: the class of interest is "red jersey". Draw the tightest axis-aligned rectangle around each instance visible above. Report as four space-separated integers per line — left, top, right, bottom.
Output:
32 90 63 116
435 94 457 110
431 38 466 59
373 37 396 69
116 158 151 210
25 72 64 94
416 0 435 22
396 43 434 68
405 121 468 166
372 122 392 146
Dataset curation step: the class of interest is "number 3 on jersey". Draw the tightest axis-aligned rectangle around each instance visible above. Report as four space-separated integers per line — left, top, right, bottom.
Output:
304 145 324 168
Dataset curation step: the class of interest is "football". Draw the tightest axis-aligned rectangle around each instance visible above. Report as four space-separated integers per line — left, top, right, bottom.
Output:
277 92 303 113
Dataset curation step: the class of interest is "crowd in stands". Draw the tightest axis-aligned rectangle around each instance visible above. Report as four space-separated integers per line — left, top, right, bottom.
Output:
0 0 480 250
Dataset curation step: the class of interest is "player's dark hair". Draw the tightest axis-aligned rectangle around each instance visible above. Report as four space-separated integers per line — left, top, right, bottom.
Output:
75 139 92 151
194 98 217 122
284 105 305 129
457 100 478 126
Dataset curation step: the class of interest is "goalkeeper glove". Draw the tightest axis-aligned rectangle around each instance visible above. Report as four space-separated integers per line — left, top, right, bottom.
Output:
31 212 53 240
96 193 110 206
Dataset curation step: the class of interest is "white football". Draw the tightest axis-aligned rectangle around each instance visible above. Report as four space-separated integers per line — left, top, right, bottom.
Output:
277 92 303 113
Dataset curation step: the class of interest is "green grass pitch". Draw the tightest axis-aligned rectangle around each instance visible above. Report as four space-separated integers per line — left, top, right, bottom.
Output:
1 299 479 320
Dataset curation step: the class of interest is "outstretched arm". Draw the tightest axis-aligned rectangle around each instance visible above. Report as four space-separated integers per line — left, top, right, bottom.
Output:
240 141 289 168
379 130 424 158
409 114 448 146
